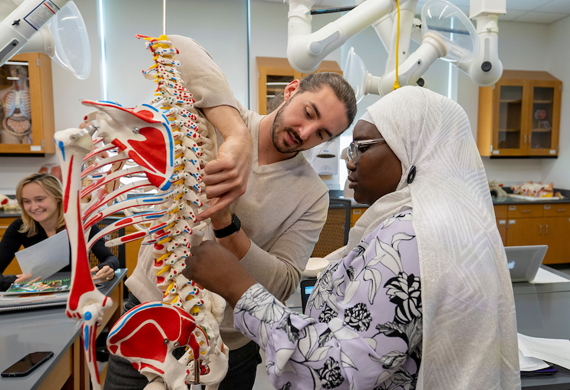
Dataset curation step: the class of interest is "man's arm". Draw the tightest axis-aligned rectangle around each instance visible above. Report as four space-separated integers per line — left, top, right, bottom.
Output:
169 35 253 220
198 106 252 221
208 191 329 302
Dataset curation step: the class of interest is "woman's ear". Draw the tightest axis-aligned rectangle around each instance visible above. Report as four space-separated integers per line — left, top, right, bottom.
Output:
283 79 301 102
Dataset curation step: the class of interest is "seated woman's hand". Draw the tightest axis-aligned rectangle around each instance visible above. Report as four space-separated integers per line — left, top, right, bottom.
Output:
91 265 114 283
183 240 256 307
15 273 41 284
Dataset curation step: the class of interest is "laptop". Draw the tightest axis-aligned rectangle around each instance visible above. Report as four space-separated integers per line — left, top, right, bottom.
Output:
300 279 317 314
505 245 548 282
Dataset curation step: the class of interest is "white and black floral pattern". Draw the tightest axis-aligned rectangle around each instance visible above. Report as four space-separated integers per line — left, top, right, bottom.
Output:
344 303 372 331
234 209 421 390
318 357 345 389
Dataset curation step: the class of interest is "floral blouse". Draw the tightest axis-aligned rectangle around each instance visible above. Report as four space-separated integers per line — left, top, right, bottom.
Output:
234 209 421 390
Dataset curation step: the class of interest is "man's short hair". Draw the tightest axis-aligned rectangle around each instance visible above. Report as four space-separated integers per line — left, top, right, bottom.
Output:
298 72 357 134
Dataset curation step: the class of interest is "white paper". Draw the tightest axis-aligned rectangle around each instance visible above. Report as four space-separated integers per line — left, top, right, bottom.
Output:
15 230 69 279
518 350 550 371
518 333 570 370
531 268 570 284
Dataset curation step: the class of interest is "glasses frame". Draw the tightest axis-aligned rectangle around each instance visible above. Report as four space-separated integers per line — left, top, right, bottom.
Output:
348 138 386 163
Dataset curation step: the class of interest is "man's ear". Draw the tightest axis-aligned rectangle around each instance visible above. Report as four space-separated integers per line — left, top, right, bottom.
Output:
283 79 301 102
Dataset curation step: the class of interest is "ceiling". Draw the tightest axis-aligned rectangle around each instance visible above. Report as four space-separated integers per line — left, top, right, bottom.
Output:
254 0 570 24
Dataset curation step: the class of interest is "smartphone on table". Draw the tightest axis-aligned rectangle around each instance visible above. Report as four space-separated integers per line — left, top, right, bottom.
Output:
1 351 54 377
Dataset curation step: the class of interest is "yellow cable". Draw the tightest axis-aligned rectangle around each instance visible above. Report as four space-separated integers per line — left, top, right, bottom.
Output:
393 0 401 90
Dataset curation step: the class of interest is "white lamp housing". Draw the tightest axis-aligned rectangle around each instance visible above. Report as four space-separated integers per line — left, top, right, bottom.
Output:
0 0 90 79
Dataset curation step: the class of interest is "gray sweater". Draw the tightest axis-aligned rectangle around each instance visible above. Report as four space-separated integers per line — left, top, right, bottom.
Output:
125 35 329 350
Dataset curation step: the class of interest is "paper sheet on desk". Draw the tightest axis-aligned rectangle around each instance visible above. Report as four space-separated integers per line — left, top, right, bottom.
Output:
15 230 69 278
531 268 570 284
518 333 570 370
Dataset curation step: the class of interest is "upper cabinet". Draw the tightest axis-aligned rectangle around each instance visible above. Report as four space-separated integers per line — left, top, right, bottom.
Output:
257 57 342 115
477 70 562 158
0 53 55 155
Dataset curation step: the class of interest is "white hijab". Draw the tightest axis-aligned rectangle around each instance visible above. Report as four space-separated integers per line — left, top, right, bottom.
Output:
344 87 520 389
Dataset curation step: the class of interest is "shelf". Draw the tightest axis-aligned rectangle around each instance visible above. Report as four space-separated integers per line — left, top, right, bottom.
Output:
498 129 521 132
533 100 553 104
500 99 522 103
531 129 552 133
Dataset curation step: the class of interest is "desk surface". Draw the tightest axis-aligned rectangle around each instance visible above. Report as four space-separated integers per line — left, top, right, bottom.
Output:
0 269 126 390
515 266 570 389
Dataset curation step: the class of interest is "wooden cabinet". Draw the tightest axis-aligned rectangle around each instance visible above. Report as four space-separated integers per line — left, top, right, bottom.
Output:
0 53 55 155
501 204 570 264
494 205 508 244
478 70 562 157
350 207 365 228
257 57 342 115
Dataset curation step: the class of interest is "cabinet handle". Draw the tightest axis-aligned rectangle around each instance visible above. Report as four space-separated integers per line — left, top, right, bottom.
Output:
546 224 549 234
558 209 566 212
540 225 542 234
522 210 531 213
524 135 527 144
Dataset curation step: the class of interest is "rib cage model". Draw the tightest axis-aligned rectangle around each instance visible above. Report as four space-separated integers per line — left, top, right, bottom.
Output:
54 35 228 390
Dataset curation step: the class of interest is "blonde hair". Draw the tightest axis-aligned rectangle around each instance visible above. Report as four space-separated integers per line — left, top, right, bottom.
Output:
16 173 65 237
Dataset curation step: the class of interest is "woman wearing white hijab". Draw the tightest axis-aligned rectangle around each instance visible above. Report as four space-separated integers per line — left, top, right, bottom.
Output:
185 86 520 389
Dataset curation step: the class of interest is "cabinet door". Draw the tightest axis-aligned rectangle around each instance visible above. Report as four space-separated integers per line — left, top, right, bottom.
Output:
542 217 570 264
496 219 507 245
0 53 54 155
257 57 303 115
527 80 561 156
493 81 529 156
506 218 543 246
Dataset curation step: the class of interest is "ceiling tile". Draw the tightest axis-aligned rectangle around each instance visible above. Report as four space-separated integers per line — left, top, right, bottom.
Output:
503 0 554 12
498 10 528 21
535 0 570 13
513 10 569 24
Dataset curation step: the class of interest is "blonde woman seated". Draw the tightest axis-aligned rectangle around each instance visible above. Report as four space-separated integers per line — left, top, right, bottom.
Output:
0 173 119 291
183 87 520 389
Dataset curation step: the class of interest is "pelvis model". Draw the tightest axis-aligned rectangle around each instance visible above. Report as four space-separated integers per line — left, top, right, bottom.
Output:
54 35 228 390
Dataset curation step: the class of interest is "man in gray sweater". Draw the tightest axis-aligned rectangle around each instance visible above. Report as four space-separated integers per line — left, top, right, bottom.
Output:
104 36 356 390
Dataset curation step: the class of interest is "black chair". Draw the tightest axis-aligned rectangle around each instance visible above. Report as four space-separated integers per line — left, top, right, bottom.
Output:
311 198 351 258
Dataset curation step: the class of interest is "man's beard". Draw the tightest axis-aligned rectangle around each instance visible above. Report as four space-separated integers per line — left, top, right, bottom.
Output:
270 99 305 154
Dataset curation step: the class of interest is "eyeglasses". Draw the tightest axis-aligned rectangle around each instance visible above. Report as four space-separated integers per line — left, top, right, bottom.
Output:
347 138 386 163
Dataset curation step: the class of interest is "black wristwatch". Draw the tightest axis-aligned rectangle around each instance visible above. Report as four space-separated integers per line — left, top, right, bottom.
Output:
213 214 241 238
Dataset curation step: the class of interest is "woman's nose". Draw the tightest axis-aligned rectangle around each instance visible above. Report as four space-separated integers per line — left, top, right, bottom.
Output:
346 159 356 171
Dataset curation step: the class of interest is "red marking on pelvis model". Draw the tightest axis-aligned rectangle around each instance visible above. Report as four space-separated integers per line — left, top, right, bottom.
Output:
108 304 196 368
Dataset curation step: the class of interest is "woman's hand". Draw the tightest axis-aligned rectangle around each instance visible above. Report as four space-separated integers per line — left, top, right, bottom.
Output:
183 240 256 307
15 273 40 284
91 265 115 283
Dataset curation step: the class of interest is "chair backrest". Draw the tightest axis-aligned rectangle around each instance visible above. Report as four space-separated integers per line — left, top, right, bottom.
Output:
311 198 351 258
89 217 126 269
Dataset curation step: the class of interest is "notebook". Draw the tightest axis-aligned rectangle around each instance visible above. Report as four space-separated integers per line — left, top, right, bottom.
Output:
506 245 548 282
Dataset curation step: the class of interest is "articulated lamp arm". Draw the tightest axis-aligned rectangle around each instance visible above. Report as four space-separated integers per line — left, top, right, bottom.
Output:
287 0 396 73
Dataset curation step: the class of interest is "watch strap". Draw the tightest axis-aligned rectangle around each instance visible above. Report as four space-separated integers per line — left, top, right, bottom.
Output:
213 213 241 238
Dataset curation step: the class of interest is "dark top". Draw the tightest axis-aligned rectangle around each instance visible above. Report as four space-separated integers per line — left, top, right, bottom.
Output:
0 218 119 291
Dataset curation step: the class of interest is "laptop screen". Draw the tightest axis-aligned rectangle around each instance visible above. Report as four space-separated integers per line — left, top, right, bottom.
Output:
300 279 317 313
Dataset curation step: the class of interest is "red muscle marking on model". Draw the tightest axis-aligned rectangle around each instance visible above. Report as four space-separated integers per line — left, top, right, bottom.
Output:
121 231 146 242
67 201 96 312
63 156 74 213
127 127 167 174
116 217 134 227
140 363 165 375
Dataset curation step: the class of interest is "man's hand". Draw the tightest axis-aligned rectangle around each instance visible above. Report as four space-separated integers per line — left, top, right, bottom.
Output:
197 106 252 221
183 240 256 307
